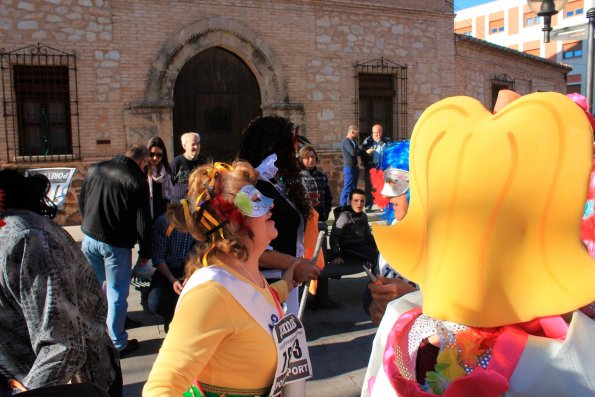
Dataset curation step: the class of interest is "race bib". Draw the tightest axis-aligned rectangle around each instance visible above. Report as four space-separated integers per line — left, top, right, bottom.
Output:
378 255 418 288
269 314 312 396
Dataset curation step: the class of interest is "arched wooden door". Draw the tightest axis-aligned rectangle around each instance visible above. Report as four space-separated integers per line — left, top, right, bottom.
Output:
173 47 261 162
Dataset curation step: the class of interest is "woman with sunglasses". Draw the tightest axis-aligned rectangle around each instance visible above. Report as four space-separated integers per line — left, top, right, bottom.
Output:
144 161 299 397
147 136 174 220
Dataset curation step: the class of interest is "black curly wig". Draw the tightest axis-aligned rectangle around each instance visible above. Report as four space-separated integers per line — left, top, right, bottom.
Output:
238 116 310 217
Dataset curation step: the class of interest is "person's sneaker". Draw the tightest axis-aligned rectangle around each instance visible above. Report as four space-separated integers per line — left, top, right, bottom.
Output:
124 315 142 329
118 339 140 358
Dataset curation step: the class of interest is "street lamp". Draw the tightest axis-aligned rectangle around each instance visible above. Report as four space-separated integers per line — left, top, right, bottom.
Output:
527 0 569 43
587 9 595 115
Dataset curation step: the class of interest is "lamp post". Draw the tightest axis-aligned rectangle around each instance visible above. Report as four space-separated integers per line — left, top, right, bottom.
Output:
587 8 595 115
527 0 568 43
529 1 595 114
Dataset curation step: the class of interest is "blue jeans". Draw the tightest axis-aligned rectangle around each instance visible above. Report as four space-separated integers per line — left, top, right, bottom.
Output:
82 236 132 350
364 165 375 206
340 165 359 206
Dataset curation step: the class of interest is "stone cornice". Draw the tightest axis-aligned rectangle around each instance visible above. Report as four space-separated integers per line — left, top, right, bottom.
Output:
456 33 572 72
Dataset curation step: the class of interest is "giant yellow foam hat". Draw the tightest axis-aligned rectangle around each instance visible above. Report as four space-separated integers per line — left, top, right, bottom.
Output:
374 92 595 327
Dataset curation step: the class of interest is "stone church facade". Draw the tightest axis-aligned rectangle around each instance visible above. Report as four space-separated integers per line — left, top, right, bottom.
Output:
0 0 570 224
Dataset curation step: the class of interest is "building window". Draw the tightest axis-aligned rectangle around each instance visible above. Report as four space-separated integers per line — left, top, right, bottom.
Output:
522 39 542 57
565 1 584 17
564 0 585 18
563 41 583 59
354 57 408 141
565 8 584 17
524 12 543 27
0 43 80 162
524 48 541 56
489 19 505 34
491 74 515 110
567 84 581 94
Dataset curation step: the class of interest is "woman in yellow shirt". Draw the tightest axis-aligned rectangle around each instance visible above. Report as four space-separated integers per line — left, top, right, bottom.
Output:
144 161 298 397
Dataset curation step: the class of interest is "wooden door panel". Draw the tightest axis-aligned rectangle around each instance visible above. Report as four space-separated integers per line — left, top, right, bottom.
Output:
173 47 261 160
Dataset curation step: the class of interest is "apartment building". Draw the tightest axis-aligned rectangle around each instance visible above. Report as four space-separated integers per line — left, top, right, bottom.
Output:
455 0 593 94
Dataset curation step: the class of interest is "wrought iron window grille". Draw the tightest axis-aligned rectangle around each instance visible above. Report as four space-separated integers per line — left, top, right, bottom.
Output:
491 73 515 110
1 43 81 163
354 57 408 141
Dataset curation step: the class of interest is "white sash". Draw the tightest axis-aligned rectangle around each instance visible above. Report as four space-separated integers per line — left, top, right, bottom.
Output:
178 266 281 334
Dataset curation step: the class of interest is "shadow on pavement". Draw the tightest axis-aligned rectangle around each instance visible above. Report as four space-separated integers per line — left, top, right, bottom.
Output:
308 333 375 380
123 381 144 397
303 274 376 339
306 319 376 340
122 337 164 359
127 309 163 327
301 273 378 390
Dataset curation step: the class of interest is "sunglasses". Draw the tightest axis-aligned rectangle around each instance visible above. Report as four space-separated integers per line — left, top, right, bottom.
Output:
150 152 163 158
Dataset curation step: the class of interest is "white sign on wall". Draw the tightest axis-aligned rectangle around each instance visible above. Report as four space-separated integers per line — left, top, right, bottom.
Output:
25 168 77 210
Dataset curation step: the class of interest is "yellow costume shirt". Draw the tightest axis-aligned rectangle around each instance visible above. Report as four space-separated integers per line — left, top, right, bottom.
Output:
143 264 289 397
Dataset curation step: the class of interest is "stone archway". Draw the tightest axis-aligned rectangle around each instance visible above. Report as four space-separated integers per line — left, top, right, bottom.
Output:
126 17 303 156
172 46 262 160
145 18 289 107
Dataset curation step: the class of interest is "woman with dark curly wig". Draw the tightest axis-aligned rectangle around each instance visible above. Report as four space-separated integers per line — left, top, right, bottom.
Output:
0 169 121 396
238 116 320 314
144 161 300 397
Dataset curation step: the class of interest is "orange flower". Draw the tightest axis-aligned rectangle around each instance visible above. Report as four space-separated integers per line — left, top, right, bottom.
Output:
456 329 484 368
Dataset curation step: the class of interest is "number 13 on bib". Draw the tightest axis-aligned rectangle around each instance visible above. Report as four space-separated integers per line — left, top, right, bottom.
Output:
269 314 312 397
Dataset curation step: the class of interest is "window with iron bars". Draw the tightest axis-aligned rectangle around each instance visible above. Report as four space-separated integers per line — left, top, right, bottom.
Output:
1 43 80 162
354 57 408 142
491 73 515 110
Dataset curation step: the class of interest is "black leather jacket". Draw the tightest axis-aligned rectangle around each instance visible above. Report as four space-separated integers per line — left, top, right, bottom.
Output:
329 205 377 258
360 135 391 168
78 154 152 258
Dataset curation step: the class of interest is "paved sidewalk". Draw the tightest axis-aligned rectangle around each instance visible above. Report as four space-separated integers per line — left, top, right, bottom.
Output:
65 220 381 397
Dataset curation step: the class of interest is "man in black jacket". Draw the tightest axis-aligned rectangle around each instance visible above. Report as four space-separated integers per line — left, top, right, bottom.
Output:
78 144 152 357
360 124 391 210
329 188 379 265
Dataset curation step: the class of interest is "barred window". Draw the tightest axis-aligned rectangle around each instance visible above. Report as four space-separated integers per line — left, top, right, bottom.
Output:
354 57 408 141
1 44 80 162
14 65 72 156
491 73 515 110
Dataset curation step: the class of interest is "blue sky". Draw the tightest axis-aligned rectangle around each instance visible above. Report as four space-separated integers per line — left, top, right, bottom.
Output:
454 0 493 11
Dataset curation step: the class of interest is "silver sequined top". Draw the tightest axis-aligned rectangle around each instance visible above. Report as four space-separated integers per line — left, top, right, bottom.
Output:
0 209 117 393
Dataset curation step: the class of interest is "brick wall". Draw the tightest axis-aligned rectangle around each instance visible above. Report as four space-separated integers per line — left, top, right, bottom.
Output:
0 0 570 225
454 35 568 105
